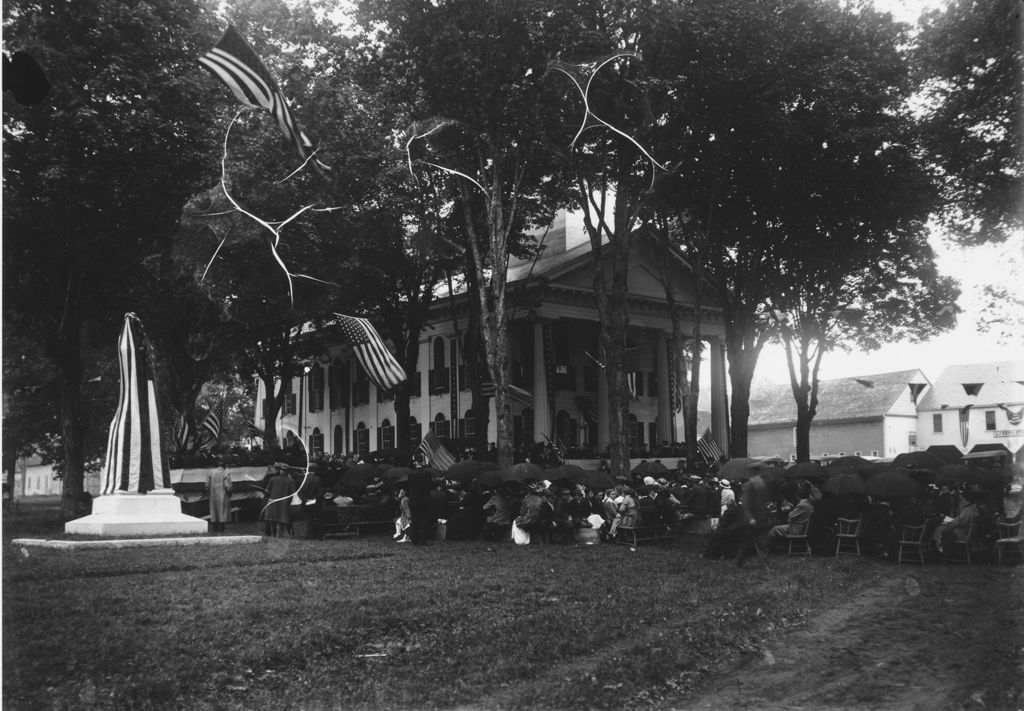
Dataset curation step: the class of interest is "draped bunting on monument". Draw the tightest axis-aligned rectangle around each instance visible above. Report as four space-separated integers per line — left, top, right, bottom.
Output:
101 313 171 495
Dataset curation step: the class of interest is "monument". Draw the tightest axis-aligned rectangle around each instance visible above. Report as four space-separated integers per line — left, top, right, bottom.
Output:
65 313 207 536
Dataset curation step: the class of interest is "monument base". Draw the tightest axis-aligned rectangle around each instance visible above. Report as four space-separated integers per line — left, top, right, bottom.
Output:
65 490 208 537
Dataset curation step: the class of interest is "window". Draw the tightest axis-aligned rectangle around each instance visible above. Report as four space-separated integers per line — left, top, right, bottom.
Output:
556 410 577 447
354 422 369 456
409 417 422 450
308 364 324 412
283 430 296 449
461 410 475 439
333 425 344 455
932 413 943 433
583 366 599 393
352 364 369 405
328 359 347 411
379 418 395 451
553 364 577 391
854 450 862 456
647 372 657 396
635 371 644 397
871 450 879 457
281 378 296 415
628 414 642 449
838 451 846 456
309 427 324 456
985 410 996 431
432 412 450 439
963 383 982 396
430 337 450 394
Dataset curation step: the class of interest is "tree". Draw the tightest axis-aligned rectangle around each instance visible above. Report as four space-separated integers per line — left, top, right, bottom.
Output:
3 0 222 515
357 0 561 468
915 0 1023 244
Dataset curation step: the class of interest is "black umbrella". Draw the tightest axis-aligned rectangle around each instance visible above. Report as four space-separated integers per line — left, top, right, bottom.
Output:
865 470 923 498
546 465 617 490
827 455 871 469
784 462 828 481
893 451 945 472
822 472 867 496
720 458 781 482
632 461 669 476
446 459 497 484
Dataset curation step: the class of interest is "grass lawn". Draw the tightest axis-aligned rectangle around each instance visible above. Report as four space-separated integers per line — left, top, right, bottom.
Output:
3 497 1016 710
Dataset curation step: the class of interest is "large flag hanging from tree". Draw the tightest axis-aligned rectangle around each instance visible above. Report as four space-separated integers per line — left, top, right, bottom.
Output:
419 431 455 471
199 401 224 449
101 314 171 494
199 25 330 174
334 314 407 392
625 347 639 400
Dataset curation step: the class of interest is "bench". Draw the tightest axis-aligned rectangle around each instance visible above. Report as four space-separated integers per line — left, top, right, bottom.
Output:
322 504 394 538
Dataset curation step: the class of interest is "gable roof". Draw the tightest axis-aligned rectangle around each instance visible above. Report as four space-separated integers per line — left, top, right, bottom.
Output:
917 361 1024 410
749 370 926 426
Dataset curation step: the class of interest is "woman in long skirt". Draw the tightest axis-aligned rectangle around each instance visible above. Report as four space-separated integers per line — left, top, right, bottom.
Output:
263 466 297 537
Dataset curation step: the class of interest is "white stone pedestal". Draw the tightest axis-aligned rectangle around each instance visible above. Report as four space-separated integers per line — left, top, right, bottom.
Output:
65 490 208 537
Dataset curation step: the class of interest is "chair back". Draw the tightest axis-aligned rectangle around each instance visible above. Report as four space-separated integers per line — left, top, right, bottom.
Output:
997 519 1024 540
788 518 810 537
837 517 862 537
900 524 926 544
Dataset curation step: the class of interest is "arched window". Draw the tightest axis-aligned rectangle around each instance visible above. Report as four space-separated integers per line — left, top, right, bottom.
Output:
283 429 297 449
354 421 369 456
432 412 450 439
380 418 395 451
462 409 475 439
309 427 324 455
333 424 344 455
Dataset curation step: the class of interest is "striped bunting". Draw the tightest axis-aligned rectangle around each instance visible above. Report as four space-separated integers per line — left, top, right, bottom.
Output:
100 314 170 494
333 314 407 392
419 431 456 471
199 25 329 174
625 347 639 400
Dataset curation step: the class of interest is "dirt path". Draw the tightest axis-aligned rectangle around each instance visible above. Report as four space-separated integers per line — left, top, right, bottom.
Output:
680 565 1024 711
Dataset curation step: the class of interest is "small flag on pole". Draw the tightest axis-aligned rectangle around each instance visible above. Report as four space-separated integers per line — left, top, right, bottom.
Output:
173 410 193 453
419 431 456 471
508 384 533 405
199 402 224 449
696 428 725 463
334 314 407 392
199 25 330 174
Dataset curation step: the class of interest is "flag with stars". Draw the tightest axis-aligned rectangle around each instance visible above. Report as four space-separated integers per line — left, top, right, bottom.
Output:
334 314 407 392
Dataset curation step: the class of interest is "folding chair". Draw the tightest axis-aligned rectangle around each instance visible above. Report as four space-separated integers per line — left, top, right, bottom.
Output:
994 520 1024 566
835 516 863 557
897 524 927 565
786 518 812 557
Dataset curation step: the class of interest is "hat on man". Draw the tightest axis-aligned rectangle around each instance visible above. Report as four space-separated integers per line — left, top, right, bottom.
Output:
719 479 731 489
643 476 657 486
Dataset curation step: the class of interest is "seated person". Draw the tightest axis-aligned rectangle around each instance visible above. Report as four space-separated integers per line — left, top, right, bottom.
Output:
932 494 981 553
514 481 549 543
703 502 744 560
482 487 513 540
767 488 814 551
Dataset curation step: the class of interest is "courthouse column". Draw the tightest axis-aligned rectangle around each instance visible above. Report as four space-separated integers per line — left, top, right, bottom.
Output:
532 321 551 444
708 337 730 457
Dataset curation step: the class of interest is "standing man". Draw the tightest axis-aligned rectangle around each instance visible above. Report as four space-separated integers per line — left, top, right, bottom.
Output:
297 464 325 540
736 473 770 566
206 464 232 533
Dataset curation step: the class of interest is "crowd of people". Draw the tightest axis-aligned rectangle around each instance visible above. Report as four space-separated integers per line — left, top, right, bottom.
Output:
241 450 1024 565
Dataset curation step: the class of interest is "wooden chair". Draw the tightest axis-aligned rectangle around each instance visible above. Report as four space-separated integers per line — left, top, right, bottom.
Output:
994 520 1024 565
944 524 977 565
834 516 863 557
786 518 812 556
897 524 927 565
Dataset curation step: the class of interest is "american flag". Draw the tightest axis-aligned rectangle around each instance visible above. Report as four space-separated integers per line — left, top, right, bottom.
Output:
334 314 407 392
959 405 972 448
508 384 533 405
199 25 329 174
625 347 639 400
199 402 223 449
419 430 455 471
173 410 192 453
697 429 725 463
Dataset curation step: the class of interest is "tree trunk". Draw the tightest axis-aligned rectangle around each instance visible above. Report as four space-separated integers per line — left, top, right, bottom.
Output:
59 309 86 518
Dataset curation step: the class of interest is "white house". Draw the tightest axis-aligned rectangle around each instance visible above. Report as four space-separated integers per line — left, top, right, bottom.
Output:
916 361 1024 464
255 211 731 459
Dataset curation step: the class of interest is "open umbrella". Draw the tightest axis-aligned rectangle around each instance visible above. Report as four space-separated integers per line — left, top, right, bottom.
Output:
338 466 376 489
632 461 669 476
783 462 828 481
865 470 923 498
893 451 945 472
478 462 546 488
547 465 616 490
822 472 867 496
827 455 871 469
446 459 497 485
719 458 778 481
381 466 414 483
